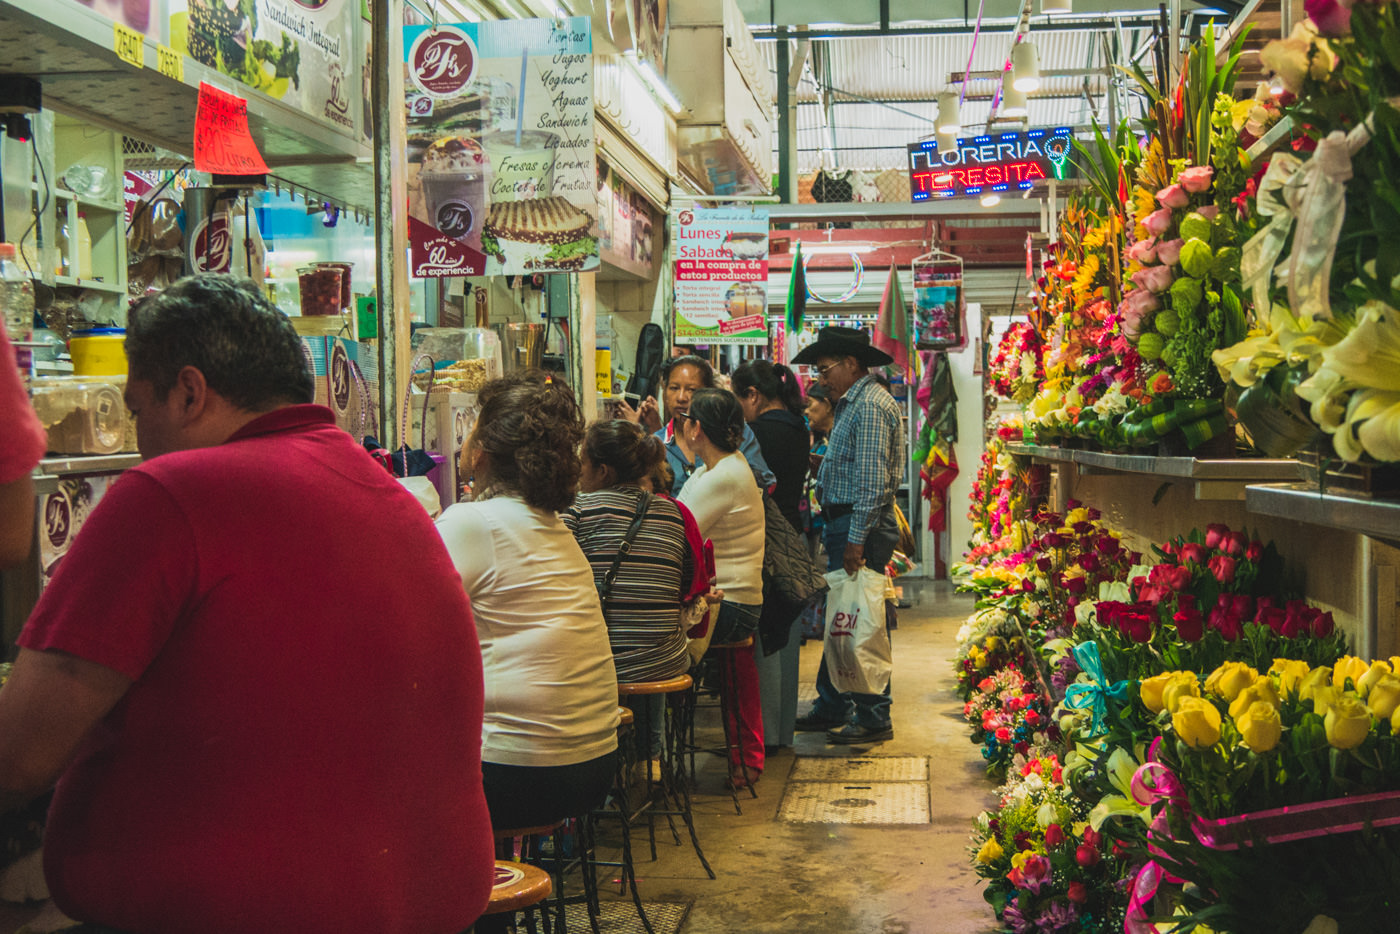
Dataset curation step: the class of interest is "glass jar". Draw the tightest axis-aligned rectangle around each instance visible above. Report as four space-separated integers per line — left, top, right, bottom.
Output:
297 265 343 316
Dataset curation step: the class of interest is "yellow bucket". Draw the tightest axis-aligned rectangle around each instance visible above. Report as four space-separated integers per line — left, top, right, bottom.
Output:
70 329 128 377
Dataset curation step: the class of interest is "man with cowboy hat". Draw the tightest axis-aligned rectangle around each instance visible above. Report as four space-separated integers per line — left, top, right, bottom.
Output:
791 326 903 744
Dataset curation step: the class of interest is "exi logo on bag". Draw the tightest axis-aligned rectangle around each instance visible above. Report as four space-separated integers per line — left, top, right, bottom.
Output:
829 608 860 637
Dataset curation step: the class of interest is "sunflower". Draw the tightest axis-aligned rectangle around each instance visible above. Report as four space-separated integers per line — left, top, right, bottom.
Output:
1071 255 1102 300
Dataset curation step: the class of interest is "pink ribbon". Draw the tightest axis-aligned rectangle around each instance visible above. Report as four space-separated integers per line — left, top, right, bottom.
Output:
1122 737 1400 933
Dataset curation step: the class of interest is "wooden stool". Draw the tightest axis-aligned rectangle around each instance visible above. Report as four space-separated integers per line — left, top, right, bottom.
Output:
481 861 552 932
611 674 713 879
617 705 634 726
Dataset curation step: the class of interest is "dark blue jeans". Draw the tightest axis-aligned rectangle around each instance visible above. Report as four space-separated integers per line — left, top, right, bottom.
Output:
811 507 896 729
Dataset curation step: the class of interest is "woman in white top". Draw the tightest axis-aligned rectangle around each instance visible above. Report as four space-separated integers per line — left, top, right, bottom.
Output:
436 371 619 837
676 388 767 788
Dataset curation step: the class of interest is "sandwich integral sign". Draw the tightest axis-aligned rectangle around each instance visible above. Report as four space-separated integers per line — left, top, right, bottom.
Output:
674 206 769 346
907 127 1073 201
403 17 598 277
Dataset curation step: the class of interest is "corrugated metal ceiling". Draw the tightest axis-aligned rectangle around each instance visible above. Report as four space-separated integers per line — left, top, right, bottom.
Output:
756 22 1159 172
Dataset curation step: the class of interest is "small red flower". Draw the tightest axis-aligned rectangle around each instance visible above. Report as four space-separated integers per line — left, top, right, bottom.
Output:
1067 881 1089 904
1044 823 1066 847
1076 843 1101 867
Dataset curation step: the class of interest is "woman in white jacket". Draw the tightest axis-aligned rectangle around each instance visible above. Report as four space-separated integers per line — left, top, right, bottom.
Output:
677 388 766 788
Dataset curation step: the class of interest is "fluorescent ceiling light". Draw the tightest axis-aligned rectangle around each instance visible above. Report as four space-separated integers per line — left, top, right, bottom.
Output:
1042 0 1072 13
1001 71 1028 118
1012 42 1041 93
935 91 960 134
805 243 877 255
626 54 685 115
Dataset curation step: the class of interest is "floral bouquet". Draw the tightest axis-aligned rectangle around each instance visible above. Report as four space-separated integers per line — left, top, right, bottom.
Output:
965 667 1056 778
956 630 1033 703
970 753 1133 933
991 323 1046 406
1131 653 1400 932
1077 523 1347 679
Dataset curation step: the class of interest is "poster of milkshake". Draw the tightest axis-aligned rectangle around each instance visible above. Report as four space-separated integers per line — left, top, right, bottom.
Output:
403 17 597 278
170 1 360 135
674 206 769 346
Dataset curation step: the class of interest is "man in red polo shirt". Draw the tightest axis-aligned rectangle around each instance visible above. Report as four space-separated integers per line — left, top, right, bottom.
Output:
0 276 494 934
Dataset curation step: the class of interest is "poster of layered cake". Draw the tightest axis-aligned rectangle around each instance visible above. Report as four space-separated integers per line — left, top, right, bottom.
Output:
403 17 597 277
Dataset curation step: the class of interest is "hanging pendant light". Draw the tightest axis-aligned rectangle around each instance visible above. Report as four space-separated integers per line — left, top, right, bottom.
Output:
935 91 961 134
1001 71 1028 118
936 129 959 155
1012 41 1041 93
1042 0 1071 13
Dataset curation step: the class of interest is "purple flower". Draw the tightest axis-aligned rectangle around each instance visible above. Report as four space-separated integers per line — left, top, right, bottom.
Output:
1002 899 1034 934
1036 900 1081 933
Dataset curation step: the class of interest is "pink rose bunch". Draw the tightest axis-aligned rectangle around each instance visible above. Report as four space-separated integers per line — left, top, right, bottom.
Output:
1156 183 1190 209
1178 165 1214 193
1125 238 1158 264
1156 238 1185 267
1142 207 1173 237
1131 264 1175 294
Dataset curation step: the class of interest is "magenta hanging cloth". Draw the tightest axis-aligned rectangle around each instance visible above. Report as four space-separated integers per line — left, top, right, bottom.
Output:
873 265 916 376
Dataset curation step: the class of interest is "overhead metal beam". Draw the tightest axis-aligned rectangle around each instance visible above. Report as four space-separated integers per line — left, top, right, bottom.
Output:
751 15 1164 40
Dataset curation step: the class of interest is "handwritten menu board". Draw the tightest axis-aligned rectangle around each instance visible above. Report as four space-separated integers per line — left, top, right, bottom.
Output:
403 17 597 278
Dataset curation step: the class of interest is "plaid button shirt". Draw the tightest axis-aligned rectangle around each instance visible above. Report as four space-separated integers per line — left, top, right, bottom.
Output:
818 374 904 545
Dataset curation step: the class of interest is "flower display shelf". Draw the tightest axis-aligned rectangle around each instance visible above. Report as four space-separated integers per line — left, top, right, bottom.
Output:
1245 483 1400 547
1004 443 1304 500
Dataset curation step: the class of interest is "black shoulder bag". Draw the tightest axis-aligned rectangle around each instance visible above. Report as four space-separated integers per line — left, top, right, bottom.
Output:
597 492 654 608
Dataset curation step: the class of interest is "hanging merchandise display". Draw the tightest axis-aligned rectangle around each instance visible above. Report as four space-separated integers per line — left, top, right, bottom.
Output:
403 17 598 277
802 249 864 303
673 204 770 345
911 248 966 349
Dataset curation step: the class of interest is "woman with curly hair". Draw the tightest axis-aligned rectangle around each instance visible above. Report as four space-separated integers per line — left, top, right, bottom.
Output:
677 388 766 788
436 371 619 835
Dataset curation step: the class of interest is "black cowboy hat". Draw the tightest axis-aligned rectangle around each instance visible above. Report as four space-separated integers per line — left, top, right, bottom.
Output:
792 325 894 368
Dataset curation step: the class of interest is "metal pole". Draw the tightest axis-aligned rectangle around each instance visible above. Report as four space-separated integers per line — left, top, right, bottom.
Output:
371 0 411 447
776 31 791 204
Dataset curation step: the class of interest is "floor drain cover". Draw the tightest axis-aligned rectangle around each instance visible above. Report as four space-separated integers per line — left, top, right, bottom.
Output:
556 899 689 934
777 781 930 824
789 755 929 783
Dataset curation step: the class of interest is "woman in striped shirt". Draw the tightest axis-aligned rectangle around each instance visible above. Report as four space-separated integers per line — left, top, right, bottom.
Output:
564 420 693 685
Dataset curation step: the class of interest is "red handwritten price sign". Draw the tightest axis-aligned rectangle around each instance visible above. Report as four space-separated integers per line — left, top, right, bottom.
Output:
193 83 269 175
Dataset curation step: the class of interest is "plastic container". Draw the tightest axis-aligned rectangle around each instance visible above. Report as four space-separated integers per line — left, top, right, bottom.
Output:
409 327 502 393
0 242 34 342
69 327 127 376
29 376 126 455
75 213 92 280
315 262 353 312
297 265 343 316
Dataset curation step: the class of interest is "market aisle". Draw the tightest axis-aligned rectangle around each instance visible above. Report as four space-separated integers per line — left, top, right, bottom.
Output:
594 580 1001 934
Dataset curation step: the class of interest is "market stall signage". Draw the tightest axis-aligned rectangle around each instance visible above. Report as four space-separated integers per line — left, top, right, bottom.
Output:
170 0 359 134
597 157 656 279
907 128 1073 200
157 44 185 82
193 83 270 175
403 17 598 277
113 22 145 68
674 206 769 346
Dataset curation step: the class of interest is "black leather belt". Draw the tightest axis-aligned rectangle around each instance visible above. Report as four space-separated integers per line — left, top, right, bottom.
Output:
824 502 854 519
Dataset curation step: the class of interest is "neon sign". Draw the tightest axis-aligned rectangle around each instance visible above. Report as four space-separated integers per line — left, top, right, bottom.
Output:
907 128 1074 201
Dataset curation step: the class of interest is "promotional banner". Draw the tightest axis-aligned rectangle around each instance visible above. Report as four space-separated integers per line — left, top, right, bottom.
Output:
171 1 360 134
403 17 597 278
596 157 656 279
674 205 769 346
81 0 162 38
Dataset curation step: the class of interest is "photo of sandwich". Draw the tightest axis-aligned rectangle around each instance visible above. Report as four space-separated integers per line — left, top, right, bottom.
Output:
482 196 599 272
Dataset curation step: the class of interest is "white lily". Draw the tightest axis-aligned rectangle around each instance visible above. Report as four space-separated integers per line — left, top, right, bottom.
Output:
1088 745 1154 830
1298 302 1400 461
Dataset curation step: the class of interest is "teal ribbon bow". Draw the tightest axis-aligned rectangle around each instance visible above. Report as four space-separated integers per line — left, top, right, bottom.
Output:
1062 640 1129 734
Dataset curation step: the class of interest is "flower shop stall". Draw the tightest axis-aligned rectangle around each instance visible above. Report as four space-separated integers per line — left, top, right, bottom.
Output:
953 6 1400 931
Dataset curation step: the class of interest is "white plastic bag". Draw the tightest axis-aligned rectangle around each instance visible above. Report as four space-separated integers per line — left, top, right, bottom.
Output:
821 567 892 694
